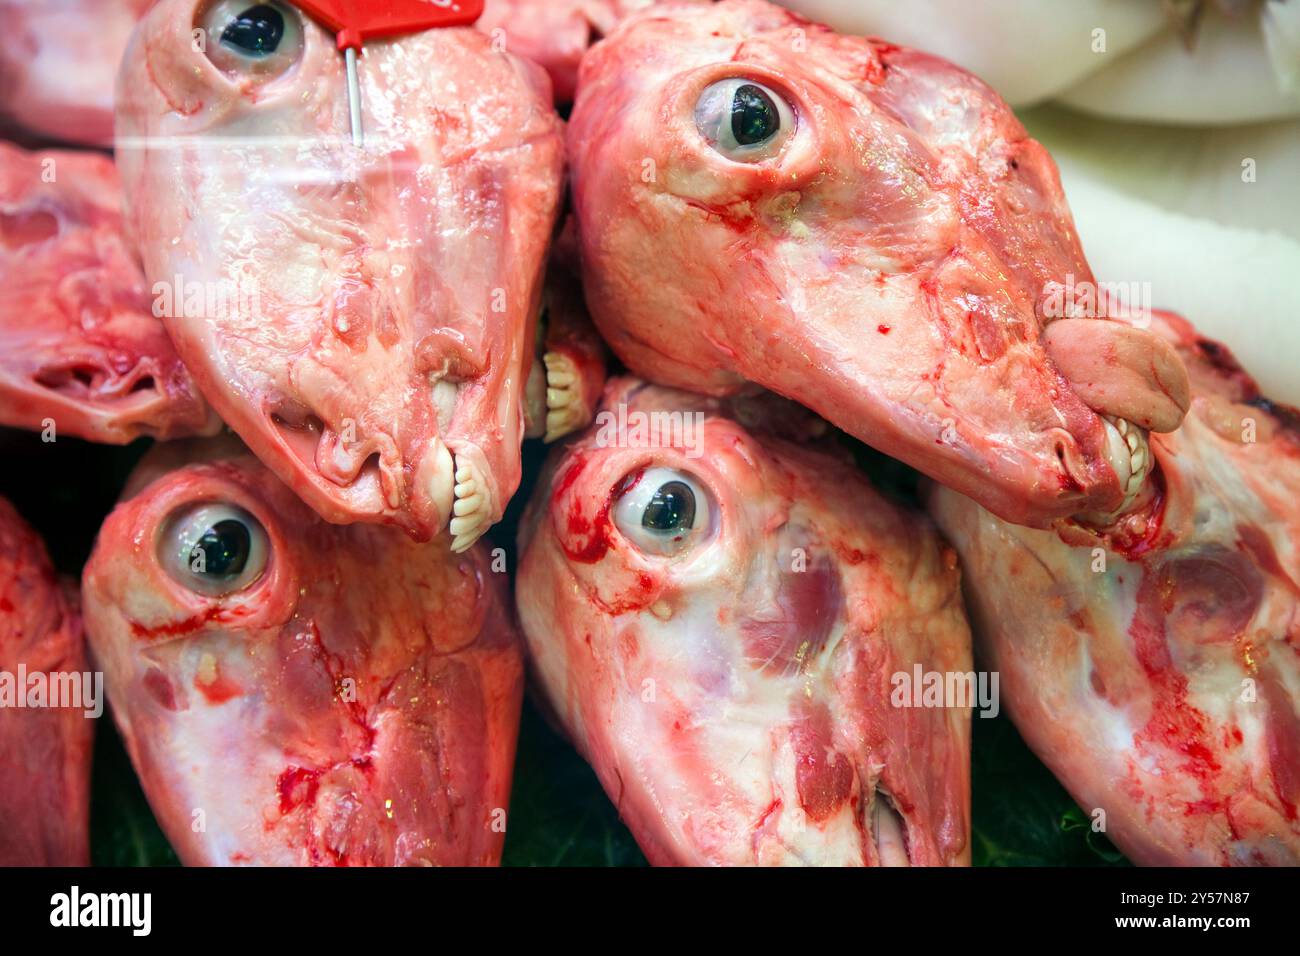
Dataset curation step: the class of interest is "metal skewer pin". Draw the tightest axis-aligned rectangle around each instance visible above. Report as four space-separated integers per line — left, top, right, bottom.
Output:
292 0 486 150
344 45 363 146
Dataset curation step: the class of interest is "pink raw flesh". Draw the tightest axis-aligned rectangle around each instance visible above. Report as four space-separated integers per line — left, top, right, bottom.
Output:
116 0 565 542
477 0 709 103
0 0 152 147
930 309 1300 865
0 142 218 443
518 378 972 865
81 438 524 866
0 496 93 866
568 0 1190 529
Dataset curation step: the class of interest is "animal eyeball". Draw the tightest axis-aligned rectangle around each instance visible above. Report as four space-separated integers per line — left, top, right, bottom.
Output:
613 468 712 557
159 503 269 597
200 1 304 78
694 78 796 162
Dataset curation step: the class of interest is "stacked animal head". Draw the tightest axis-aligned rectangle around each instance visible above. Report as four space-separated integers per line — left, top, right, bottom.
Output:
115 0 566 548
568 0 1189 531
518 378 973 865
82 438 524 866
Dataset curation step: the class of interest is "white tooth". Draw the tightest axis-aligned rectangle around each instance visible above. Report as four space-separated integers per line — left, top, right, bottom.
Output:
1100 417 1132 487
453 494 483 518
544 351 585 443
449 514 479 537
1101 414 1152 511
448 453 492 552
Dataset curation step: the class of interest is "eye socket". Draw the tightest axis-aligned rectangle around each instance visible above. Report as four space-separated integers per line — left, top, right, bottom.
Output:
159 503 269 597
613 467 712 557
200 1 304 79
694 78 796 163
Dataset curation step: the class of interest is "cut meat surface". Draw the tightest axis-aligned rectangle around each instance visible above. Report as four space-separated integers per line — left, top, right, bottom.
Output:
518 378 972 865
82 438 525 866
930 310 1300 866
0 496 93 866
568 0 1190 529
0 142 218 443
116 0 565 547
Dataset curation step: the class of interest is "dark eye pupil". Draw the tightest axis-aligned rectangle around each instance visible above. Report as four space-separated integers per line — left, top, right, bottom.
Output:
731 84 778 147
221 5 284 56
642 481 696 534
192 519 251 577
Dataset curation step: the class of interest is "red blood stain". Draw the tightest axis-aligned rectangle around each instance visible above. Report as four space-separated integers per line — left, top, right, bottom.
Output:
755 799 782 831
861 49 889 85
277 766 321 815
558 462 641 565
877 324 891 335
129 602 254 641
1129 567 1222 806
195 669 242 705
1108 471 1169 560
0 597 13 613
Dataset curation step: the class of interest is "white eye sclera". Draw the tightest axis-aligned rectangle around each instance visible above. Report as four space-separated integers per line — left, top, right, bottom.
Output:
613 467 712 557
694 78 796 163
159 502 269 597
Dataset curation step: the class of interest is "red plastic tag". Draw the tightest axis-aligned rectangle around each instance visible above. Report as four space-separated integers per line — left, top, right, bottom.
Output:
294 0 485 51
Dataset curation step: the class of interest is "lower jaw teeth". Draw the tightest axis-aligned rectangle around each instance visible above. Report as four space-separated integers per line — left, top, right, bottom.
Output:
1100 415 1151 515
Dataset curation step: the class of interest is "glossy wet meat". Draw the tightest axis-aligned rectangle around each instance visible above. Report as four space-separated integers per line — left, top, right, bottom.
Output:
478 0 705 103
524 259 608 443
518 378 971 865
930 310 1300 865
0 142 218 443
116 0 565 549
568 0 1189 530
0 496 93 866
81 438 524 866
0 0 152 147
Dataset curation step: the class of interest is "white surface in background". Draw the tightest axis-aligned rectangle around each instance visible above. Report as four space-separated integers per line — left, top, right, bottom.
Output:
1061 5 1300 124
778 0 1163 106
779 0 1300 123
1048 150 1300 405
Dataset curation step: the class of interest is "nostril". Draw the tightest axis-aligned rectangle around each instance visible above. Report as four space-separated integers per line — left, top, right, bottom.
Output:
270 403 323 436
129 375 157 395
34 363 105 394
871 791 910 867
270 405 390 495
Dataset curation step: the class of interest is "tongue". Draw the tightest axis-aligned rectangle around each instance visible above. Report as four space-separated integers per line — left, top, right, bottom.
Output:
1042 318 1190 433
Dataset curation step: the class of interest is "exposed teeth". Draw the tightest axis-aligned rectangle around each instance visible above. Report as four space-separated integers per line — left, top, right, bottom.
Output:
543 351 586 443
449 456 492 553
1101 415 1151 512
